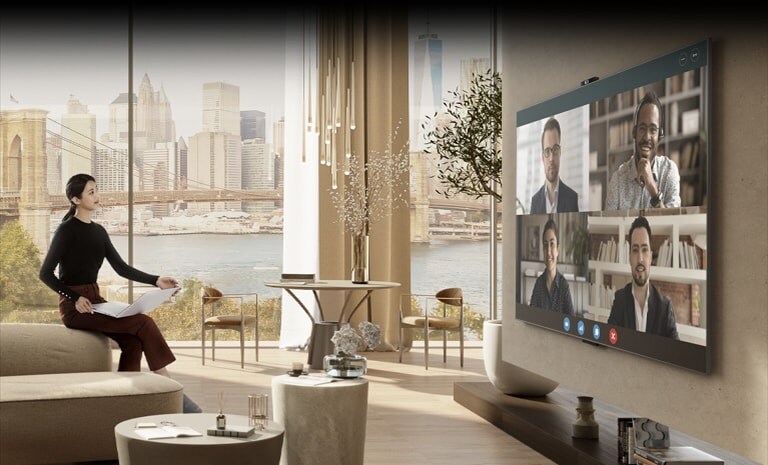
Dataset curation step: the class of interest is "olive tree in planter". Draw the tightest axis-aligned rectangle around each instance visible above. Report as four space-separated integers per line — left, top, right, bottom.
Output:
422 70 502 202
422 70 504 326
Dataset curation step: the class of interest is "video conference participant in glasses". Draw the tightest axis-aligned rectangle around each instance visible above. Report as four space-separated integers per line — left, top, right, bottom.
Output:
530 117 579 214
605 91 681 210
607 216 679 339
529 218 575 315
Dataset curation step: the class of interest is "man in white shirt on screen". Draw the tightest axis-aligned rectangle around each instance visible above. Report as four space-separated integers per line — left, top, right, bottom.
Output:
605 91 681 211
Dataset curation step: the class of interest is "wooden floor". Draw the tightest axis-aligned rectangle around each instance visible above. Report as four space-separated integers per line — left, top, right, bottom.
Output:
75 343 554 465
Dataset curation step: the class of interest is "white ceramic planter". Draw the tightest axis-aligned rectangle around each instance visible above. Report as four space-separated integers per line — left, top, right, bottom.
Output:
482 320 559 397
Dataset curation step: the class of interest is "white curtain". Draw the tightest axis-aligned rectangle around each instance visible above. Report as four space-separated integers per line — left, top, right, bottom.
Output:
279 14 319 348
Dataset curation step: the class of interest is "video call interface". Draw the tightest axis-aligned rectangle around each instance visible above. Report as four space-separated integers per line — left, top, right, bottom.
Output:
514 40 711 372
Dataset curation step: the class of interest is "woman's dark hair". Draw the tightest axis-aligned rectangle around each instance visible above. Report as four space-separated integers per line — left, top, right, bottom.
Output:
542 217 559 245
62 173 96 222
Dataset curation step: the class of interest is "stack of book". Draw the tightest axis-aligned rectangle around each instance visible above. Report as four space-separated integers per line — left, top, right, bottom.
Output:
633 446 724 465
280 273 315 283
619 417 724 464
618 417 671 464
206 424 255 438
617 417 635 463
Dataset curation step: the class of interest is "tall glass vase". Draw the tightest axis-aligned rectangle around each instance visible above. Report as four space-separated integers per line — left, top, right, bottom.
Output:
351 233 369 284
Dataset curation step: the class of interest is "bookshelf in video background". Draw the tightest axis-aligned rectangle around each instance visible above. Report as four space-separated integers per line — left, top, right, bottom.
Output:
586 213 706 346
588 69 707 210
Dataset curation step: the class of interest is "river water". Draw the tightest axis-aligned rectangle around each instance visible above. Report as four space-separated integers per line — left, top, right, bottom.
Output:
109 234 498 317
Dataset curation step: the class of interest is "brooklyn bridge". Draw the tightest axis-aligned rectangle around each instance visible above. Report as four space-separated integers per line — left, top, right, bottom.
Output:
1 107 492 252
0 189 487 213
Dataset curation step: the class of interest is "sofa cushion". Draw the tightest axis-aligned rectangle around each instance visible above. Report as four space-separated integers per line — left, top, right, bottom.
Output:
0 323 186 465
0 323 111 376
0 371 183 402
0 372 183 465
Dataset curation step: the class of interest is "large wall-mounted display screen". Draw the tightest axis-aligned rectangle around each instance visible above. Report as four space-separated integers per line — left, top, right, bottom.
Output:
515 39 710 373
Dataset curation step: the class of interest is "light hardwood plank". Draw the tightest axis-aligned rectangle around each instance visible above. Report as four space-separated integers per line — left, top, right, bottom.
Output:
164 343 555 465
58 344 554 464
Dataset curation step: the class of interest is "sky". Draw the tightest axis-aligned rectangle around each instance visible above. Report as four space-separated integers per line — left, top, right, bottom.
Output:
1 7 495 145
408 7 497 95
0 7 288 143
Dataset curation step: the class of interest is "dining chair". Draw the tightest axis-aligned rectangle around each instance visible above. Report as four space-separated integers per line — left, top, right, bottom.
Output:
201 286 259 368
398 287 464 369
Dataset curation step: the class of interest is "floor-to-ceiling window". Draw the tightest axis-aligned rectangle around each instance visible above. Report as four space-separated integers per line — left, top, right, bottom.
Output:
126 7 290 340
2 6 502 344
0 7 294 341
0 7 128 324
407 7 502 340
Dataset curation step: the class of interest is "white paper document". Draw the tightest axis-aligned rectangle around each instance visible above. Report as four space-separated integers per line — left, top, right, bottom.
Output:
134 425 202 440
93 287 180 318
283 374 344 386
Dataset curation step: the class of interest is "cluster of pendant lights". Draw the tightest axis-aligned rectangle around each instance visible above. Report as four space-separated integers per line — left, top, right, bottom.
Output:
304 11 359 190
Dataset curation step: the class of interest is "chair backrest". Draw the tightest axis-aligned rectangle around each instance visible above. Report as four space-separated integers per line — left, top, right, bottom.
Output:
202 286 223 305
435 288 462 306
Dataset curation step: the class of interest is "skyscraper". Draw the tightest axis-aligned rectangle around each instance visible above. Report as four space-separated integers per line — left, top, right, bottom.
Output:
203 82 240 136
107 93 135 144
46 133 62 195
108 74 175 151
187 132 242 213
272 118 285 190
241 109 266 141
94 144 129 193
410 25 443 240
186 82 243 212
142 141 178 217
241 137 273 215
411 28 442 151
60 95 96 187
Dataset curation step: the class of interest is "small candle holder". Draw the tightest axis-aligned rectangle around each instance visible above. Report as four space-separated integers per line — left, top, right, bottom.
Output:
288 362 306 376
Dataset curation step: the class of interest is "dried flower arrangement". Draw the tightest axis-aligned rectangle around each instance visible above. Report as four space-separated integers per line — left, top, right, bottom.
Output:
328 126 410 237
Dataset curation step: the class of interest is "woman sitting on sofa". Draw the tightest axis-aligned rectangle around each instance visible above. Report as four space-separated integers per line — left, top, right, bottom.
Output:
39 173 201 413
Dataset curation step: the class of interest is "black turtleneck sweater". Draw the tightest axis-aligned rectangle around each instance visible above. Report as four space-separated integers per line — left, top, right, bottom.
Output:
39 218 158 302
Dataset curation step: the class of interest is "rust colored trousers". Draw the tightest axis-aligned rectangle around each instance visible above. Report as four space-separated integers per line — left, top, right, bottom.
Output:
59 283 176 371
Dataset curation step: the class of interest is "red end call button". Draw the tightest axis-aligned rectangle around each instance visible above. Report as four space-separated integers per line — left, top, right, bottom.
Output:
609 328 618 345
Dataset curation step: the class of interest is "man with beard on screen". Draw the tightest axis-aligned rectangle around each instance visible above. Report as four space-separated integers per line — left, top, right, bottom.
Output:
608 215 679 339
530 117 579 214
605 91 680 210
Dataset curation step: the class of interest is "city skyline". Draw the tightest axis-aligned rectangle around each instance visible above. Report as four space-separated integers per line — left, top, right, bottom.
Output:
2 8 494 148
0 8 288 144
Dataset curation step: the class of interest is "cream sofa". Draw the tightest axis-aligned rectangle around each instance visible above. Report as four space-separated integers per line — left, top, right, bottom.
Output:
0 323 184 465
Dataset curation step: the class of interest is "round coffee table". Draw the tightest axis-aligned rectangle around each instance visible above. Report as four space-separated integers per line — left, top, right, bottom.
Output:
115 413 284 465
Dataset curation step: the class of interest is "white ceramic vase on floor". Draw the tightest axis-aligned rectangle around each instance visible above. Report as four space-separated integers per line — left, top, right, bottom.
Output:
482 320 559 397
